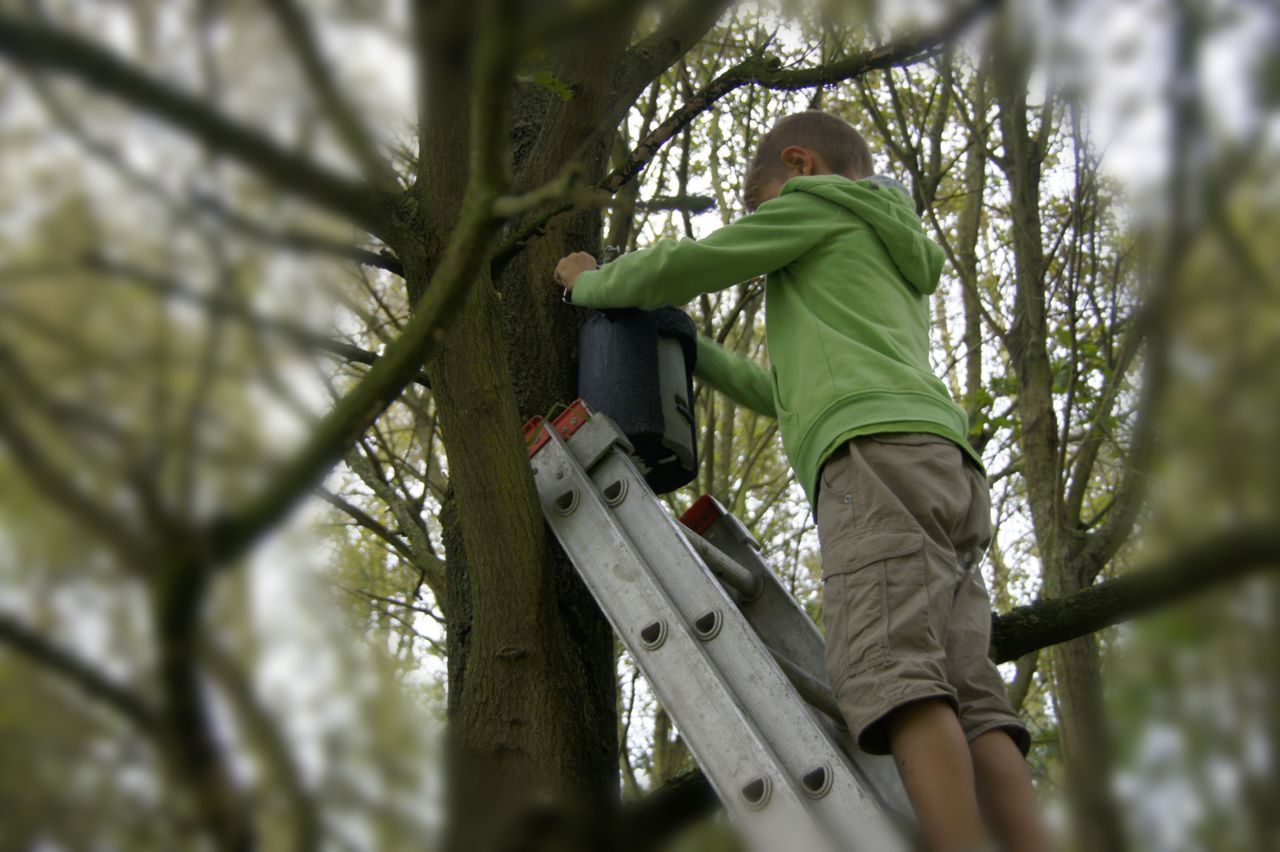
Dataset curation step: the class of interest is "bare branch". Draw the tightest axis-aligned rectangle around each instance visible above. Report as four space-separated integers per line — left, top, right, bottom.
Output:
264 0 399 189
610 0 737 128
492 163 600 218
0 350 146 560
1006 651 1039 713
494 9 983 272
202 639 320 852
0 611 156 730
317 487 415 562
617 768 718 852
602 0 997 195
0 13 396 238
76 257 430 388
345 447 449 606
638 194 717 213
1064 317 1143 524
490 1 997 275
990 526 1280 662
192 194 406 276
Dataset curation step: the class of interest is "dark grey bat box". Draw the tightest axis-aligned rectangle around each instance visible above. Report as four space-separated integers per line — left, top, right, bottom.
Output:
578 307 698 494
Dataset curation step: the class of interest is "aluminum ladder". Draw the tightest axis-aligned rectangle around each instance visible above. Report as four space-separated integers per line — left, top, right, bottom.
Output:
524 400 915 852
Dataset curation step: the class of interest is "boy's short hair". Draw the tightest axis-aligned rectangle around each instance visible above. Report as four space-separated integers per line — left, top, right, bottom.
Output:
746 111 874 209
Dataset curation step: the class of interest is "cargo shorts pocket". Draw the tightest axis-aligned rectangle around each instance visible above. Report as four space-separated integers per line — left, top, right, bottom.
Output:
823 531 927 690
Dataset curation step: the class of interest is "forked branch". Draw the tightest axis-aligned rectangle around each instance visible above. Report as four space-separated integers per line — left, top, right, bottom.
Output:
602 0 999 194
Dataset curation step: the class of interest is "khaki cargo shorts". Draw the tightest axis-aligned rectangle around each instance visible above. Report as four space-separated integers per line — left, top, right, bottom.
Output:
816 433 1030 757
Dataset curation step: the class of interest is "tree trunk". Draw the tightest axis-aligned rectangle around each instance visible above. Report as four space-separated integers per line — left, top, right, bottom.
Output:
992 29 1128 849
421 13 644 850
1050 632 1127 851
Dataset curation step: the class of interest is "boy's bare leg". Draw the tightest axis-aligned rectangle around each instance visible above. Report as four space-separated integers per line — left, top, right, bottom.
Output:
886 698 988 852
969 730 1050 852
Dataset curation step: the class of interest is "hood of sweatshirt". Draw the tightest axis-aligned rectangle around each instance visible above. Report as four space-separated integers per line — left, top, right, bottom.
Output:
780 174 944 295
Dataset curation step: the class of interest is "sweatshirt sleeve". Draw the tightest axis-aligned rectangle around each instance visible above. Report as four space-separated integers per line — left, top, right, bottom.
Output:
694 335 776 419
570 192 835 310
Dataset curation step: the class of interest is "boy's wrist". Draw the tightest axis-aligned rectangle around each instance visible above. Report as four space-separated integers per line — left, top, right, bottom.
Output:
569 268 598 306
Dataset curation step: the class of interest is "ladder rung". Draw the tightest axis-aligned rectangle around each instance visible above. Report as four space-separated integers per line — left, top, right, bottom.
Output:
681 529 845 724
679 525 763 600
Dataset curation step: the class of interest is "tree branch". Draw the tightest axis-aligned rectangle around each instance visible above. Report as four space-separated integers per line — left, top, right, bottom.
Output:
205 0 521 568
202 639 320 852
601 0 997 195
990 526 1280 662
492 163 600 218
1064 315 1143 524
0 350 146 560
638 194 717 213
190 194 405 276
1006 651 1039 713
264 0 399 189
617 769 718 852
0 13 395 238
345 446 449 607
317 487 415 562
77 255 430 388
489 1 998 274
609 0 736 130
0 611 156 730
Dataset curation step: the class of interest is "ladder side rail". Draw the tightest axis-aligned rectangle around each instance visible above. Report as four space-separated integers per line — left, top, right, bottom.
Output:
531 430 841 852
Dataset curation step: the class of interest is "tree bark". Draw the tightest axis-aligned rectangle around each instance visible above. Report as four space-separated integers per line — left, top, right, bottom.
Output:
425 10 658 850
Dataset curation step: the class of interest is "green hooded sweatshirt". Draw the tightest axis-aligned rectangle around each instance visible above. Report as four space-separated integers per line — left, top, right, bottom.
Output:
571 174 980 508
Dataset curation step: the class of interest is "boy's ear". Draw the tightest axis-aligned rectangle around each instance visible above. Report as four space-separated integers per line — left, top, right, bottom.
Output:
779 145 816 176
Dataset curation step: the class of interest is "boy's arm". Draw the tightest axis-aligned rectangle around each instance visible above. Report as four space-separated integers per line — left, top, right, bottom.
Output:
694 335 775 418
569 192 835 310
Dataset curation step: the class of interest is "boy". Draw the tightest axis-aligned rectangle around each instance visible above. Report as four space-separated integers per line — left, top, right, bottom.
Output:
555 111 1045 852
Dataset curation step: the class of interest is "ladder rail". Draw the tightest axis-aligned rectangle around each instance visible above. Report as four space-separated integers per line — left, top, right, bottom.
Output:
533 423 844 851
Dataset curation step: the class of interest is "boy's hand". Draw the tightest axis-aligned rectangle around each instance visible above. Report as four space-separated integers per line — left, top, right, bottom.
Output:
554 252 598 294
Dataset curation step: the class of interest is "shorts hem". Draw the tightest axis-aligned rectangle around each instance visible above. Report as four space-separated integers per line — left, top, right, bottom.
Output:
851 685 960 756
964 718 1032 756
